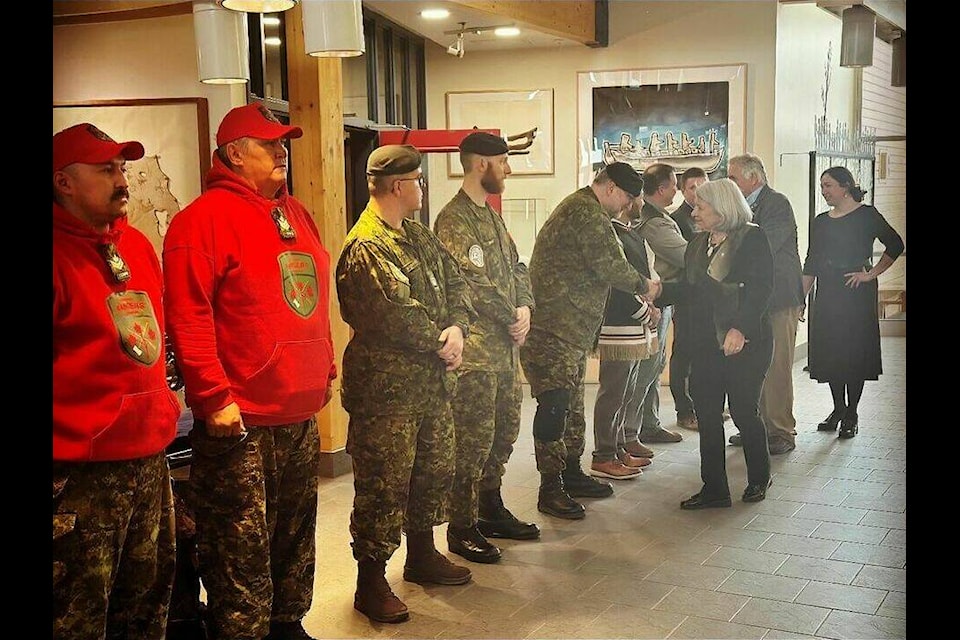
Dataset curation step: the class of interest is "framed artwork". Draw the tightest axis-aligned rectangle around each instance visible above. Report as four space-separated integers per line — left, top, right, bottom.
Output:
53 98 210 258
445 89 554 177
577 65 746 187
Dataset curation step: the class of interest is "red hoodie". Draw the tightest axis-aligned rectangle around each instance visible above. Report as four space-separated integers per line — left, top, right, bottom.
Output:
162 156 337 425
53 204 180 461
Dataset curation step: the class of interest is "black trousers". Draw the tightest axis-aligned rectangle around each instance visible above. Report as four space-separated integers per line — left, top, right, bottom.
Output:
689 335 773 498
668 303 695 417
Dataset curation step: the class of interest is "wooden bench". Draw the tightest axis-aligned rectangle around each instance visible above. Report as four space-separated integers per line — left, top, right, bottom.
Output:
878 288 906 319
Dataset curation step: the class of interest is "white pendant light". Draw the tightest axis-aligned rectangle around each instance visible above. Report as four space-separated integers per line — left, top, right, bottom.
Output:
891 33 905 87
840 5 875 68
193 1 250 84
302 0 365 58
219 0 297 12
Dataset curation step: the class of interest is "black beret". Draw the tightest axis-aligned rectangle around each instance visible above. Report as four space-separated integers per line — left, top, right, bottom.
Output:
606 162 644 198
367 144 422 176
459 131 509 156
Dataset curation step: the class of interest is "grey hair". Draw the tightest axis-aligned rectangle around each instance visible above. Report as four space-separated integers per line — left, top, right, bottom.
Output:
728 153 768 185
695 178 753 233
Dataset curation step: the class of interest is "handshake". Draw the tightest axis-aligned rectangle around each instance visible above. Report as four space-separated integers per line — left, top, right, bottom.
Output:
641 277 662 303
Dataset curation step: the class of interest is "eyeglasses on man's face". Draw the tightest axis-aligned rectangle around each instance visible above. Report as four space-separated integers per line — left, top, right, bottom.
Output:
395 175 426 189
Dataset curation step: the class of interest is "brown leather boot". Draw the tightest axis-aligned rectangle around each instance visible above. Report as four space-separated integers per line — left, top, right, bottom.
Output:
354 559 409 623
402 529 472 585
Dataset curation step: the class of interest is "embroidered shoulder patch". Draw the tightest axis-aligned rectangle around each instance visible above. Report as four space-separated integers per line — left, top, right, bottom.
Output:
468 244 485 268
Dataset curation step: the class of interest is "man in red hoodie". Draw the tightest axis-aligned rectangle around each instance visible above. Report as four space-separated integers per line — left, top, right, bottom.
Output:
53 123 181 639
163 103 337 640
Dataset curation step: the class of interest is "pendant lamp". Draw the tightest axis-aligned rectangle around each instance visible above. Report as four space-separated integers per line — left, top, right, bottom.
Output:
840 5 875 68
891 33 905 87
219 0 297 12
302 0 365 58
194 1 250 84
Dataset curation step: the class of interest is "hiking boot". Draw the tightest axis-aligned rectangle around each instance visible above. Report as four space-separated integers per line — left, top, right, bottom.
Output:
477 487 540 540
562 460 614 498
403 530 472 585
354 559 409 624
537 473 585 519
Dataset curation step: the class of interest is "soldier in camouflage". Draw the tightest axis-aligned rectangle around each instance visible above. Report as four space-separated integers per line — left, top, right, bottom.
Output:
53 124 179 639
337 145 477 624
520 162 661 520
434 132 541 566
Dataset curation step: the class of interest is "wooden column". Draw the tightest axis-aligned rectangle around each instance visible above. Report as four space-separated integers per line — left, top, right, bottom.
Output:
285 4 352 477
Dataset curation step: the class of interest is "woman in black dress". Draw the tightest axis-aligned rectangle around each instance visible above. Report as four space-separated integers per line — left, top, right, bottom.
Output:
802 166 904 438
659 179 774 509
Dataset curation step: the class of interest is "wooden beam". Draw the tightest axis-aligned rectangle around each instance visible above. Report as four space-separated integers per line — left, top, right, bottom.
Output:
284 3 353 469
448 0 601 46
52 0 191 26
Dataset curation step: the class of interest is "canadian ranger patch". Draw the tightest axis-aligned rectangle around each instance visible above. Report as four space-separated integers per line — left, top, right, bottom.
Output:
279 251 318 317
107 291 161 365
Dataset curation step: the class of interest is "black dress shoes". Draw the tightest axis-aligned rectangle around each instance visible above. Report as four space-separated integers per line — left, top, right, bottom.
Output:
838 412 859 439
680 492 732 510
447 525 502 564
817 408 845 432
742 478 773 503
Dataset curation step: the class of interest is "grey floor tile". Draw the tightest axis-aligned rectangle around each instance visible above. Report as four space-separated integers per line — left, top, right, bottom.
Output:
793 503 868 525
745 514 822 537
851 565 906 592
776 487 851 507
769 473 835 490
880 528 906 548
716 570 809 602
587 604 687 639
862 469 906 484
704 546 789 573
731 597 831 635
758 533 841 560
875 590 906 619
669 615 768 639
838 493 906 513
775 555 863 585
694 526 773 550
644 559 735 590
816 609 907 639
794 580 887 614
654 585 749 621
811 522 888 544
858 510 906 530
580 572 675 607
829 541 906 568
843 456 905 472
821 478 891 499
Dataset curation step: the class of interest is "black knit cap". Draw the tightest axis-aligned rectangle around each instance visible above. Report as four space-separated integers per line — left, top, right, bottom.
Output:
605 162 644 197
459 131 509 156
366 144 422 176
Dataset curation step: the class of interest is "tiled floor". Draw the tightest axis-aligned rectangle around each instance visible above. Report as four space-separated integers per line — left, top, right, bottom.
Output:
303 337 906 639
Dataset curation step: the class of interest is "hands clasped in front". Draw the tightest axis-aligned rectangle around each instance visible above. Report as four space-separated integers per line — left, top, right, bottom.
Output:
436 325 465 371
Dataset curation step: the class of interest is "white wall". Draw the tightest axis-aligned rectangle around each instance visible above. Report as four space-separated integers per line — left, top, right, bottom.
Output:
53 14 245 157
423 0 780 230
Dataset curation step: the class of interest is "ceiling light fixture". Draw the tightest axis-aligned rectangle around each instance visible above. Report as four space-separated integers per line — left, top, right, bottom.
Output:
219 0 296 12
421 8 450 20
839 4 875 67
264 36 282 46
302 0 365 58
193 0 250 85
494 27 520 37
262 16 281 26
446 30 465 58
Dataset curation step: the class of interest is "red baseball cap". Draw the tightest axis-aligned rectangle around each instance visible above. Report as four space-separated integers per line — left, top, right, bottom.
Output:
52 123 145 173
216 103 303 147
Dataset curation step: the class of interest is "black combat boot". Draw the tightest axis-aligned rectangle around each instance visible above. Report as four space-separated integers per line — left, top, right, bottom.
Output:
447 524 502 563
478 487 540 540
354 559 409 624
537 473 585 519
562 457 614 498
264 620 315 639
403 530 473 585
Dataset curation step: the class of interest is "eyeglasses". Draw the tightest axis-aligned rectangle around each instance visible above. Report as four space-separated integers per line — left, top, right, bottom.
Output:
395 175 426 189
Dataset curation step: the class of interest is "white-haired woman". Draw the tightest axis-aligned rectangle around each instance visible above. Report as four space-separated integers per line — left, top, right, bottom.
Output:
658 178 774 509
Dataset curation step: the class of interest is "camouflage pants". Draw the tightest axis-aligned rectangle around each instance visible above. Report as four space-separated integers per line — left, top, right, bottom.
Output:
187 418 320 640
449 369 522 527
52 452 175 640
519 329 589 474
347 407 455 562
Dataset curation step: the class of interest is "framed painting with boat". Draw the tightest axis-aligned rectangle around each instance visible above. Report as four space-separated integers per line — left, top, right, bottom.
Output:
576 64 746 187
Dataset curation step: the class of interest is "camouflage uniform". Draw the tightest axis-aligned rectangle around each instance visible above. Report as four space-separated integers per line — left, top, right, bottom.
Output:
187 419 320 639
520 186 649 474
337 207 474 562
434 190 534 527
52 452 176 640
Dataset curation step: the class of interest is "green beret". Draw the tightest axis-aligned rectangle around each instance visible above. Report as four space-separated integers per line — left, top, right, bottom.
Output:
366 144 422 176
606 162 644 197
459 132 509 156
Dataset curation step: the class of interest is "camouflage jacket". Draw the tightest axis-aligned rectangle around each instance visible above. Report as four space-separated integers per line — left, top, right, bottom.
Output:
528 187 648 351
336 207 475 416
434 190 534 372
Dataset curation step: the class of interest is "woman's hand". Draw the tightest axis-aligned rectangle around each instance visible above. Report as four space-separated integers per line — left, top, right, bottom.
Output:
722 328 748 357
844 269 875 288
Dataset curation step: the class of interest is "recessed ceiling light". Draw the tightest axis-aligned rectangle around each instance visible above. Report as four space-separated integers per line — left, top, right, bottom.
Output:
263 16 281 26
494 27 520 37
264 36 282 46
420 9 450 20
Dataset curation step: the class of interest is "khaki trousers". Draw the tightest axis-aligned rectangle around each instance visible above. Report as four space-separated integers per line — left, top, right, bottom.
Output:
759 305 801 444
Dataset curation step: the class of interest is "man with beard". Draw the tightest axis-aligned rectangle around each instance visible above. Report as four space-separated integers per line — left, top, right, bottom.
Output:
53 123 180 639
521 162 660 520
434 132 540 565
